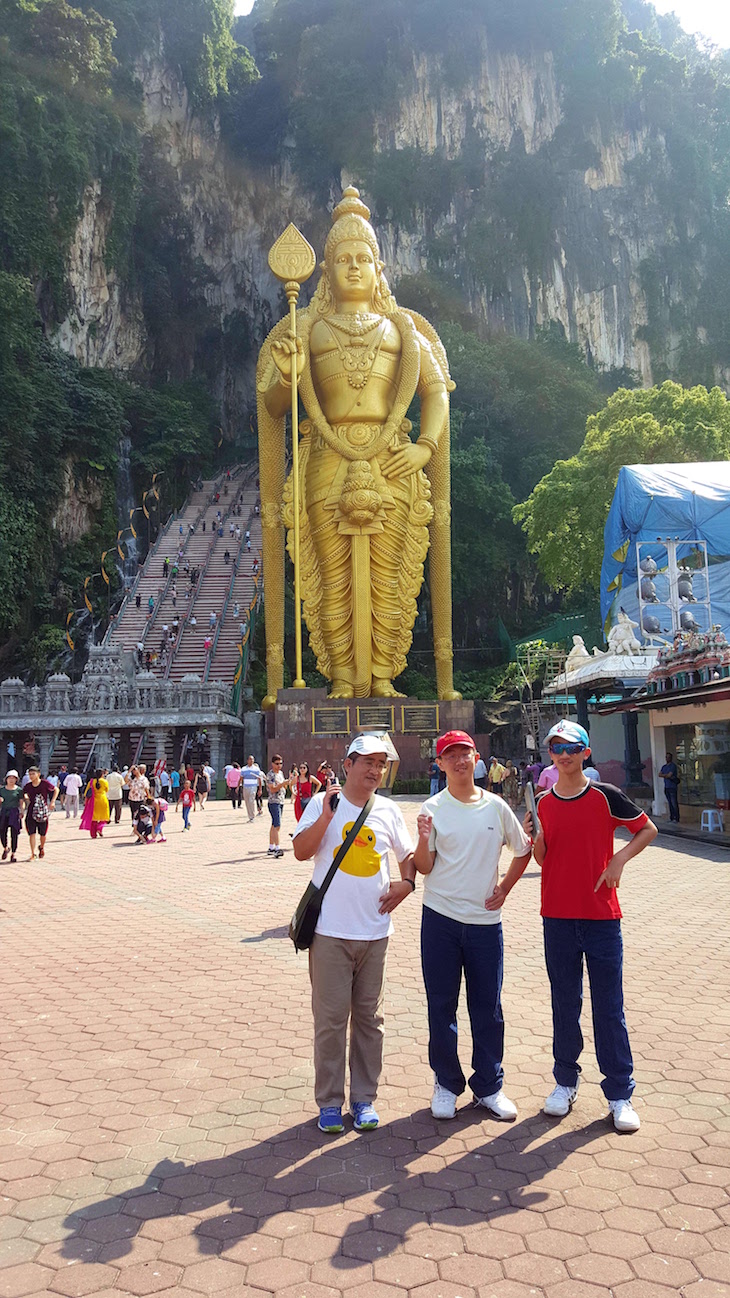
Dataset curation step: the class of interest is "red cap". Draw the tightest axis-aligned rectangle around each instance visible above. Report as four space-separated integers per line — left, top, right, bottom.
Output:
436 730 476 757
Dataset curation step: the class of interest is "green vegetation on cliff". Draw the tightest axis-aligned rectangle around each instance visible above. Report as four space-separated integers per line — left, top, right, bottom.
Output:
0 0 238 674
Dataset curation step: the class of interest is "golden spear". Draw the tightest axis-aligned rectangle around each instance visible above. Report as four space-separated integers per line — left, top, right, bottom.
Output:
267 223 316 690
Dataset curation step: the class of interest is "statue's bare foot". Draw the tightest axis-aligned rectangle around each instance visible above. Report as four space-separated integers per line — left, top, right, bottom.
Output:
371 679 406 698
328 681 354 699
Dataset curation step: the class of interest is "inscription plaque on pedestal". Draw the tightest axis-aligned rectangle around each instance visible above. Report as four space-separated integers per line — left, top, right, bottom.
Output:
401 704 439 733
312 707 351 736
356 705 394 731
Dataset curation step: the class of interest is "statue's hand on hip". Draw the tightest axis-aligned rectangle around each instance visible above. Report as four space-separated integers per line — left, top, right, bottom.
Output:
382 441 431 479
271 331 305 385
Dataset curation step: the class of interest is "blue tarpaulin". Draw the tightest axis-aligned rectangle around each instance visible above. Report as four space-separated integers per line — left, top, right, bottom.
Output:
600 464 730 638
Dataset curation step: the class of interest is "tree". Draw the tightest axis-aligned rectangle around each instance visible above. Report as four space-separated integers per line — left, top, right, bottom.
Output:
514 381 730 595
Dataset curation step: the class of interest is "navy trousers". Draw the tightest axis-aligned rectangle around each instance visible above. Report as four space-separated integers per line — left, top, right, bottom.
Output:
665 784 680 821
543 917 635 1101
421 904 504 1099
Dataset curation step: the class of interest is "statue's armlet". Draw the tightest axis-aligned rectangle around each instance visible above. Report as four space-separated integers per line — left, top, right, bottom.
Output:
416 337 448 397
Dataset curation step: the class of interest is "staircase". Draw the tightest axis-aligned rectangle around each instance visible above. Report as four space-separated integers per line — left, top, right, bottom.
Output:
206 493 262 684
167 474 260 684
107 468 253 681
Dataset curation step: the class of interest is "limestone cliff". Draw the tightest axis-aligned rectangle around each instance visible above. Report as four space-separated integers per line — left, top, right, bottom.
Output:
53 36 725 429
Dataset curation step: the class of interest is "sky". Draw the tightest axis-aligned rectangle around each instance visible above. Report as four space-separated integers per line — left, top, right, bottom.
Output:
233 0 730 47
652 0 730 48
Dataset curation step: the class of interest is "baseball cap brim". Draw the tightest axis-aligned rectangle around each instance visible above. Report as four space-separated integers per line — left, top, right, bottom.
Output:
436 730 476 757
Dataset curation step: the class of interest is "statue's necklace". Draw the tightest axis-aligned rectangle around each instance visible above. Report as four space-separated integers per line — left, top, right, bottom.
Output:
324 317 388 390
328 312 383 337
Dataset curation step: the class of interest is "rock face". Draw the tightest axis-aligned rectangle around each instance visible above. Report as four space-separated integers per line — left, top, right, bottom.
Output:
52 39 714 426
55 180 146 372
52 462 105 545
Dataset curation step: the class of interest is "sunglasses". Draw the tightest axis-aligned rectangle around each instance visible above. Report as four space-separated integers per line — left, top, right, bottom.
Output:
549 742 587 756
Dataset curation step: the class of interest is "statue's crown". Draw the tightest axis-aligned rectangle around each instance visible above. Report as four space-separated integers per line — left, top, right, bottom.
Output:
331 186 371 224
324 186 380 266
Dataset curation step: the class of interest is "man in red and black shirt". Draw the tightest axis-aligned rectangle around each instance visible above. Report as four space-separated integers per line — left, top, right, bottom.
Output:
529 721 657 1133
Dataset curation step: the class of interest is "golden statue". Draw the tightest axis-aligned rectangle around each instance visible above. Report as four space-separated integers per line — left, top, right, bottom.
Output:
257 187 461 705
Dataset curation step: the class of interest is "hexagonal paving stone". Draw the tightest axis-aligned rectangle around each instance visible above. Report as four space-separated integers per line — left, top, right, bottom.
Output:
48 1263 120 1296
372 1256 439 1288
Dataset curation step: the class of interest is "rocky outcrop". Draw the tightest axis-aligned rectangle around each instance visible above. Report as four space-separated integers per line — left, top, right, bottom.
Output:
52 38 718 425
54 181 146 372
52 462 105 545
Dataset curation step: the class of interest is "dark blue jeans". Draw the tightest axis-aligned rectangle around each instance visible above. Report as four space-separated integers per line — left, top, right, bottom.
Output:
421 905 504 1099
543 918 635 1101
665 784 680 821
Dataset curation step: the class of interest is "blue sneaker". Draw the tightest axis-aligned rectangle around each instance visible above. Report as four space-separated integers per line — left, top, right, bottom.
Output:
317 1106 344 1133
351 1102 379 1131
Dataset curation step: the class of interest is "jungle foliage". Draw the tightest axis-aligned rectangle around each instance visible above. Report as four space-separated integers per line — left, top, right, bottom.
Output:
0 0 233 673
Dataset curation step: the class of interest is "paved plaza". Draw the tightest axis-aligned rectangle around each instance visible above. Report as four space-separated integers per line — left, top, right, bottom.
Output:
2 796 730 1298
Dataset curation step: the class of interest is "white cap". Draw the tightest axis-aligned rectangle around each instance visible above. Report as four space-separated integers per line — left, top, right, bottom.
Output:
5 769 18 779
346 732 399 761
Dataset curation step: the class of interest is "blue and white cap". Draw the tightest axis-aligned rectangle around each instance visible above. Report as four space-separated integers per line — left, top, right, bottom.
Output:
545 720 589 748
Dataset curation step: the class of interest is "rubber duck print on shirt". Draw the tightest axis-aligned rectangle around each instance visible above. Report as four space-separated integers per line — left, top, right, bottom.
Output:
336 823 380 877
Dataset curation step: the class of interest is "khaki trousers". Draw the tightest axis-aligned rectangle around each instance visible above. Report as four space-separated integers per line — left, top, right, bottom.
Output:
309 933 388 1108
243 787 256 819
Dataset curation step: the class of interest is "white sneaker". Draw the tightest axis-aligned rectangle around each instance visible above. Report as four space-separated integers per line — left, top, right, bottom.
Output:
475 1089 517 1121
431 1080 457 1120
609 1099 640 1132
544 1082 579 1116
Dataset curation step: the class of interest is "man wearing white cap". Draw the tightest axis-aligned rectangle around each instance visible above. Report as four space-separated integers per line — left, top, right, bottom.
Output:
530 720 657 1132
293 734 416 1135
415 730 532 1122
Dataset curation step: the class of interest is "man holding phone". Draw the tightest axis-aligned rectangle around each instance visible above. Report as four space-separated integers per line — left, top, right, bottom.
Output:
415 731 532 1121
528 720 657 1132
293 735 416 1134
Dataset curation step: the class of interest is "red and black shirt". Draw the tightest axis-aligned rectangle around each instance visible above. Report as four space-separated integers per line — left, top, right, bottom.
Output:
537 781 648 920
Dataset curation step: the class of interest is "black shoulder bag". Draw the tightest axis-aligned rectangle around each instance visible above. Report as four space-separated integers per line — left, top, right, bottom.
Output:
289 794 375 952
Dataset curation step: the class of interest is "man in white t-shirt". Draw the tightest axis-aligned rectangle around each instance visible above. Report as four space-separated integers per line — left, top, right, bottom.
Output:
293 734 416 1135
241 756 263 821
106 767 126 823
63 769 83 819
415 729 531 1122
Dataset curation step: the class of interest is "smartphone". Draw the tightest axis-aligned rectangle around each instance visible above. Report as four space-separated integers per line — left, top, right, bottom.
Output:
525 782 538 835
327 774 339 813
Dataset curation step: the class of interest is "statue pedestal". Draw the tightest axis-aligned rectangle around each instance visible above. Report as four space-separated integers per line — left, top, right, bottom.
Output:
268 689 480 783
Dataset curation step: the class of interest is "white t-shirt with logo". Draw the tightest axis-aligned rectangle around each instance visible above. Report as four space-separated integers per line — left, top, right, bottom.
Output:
421 788 530 926
294 792 414 941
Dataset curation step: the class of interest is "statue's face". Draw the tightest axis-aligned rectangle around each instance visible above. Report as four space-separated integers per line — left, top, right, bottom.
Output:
330 239 378 305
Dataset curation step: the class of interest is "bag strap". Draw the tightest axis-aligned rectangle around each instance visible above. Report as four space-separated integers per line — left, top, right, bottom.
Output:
317 794 376 902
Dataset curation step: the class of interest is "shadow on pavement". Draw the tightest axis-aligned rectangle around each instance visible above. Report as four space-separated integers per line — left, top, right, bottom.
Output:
61 1109 607 1266
241 926 289 943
